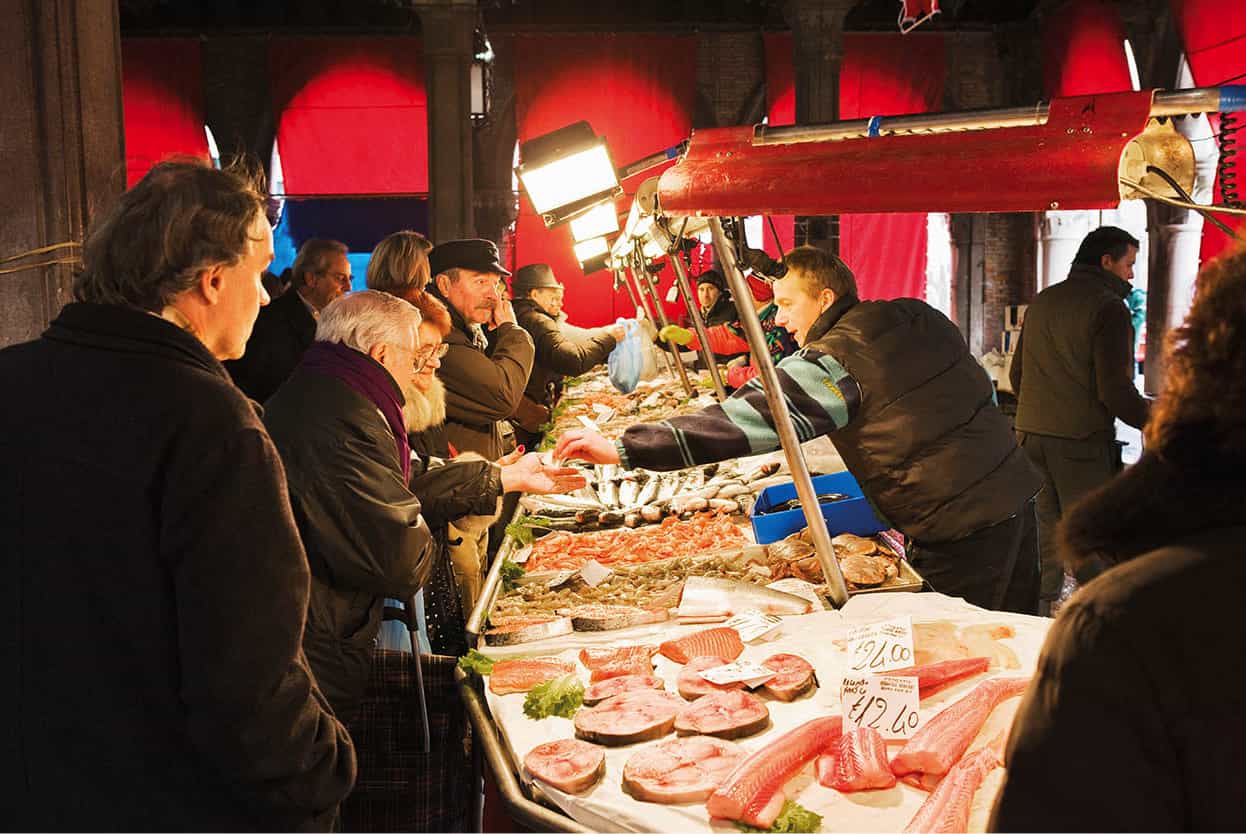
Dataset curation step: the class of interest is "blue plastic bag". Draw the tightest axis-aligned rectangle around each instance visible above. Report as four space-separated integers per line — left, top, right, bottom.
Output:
607 318 644 393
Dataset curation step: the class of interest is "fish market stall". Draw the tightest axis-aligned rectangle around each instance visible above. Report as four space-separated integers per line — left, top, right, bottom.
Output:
460 592 1051 833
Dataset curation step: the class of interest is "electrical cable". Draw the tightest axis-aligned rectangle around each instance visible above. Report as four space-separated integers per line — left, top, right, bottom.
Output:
1121 175 1246 242
765 215 787 263
0 257 81 276
1143 165 1246 242
1 241 81 265
1216 111 1240 207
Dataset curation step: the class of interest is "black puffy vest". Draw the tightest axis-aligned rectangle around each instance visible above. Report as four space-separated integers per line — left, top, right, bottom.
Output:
810 296 1039 544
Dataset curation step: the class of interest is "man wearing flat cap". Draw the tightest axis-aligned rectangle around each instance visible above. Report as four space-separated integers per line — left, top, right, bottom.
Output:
425 239 535 610
510 263 625 449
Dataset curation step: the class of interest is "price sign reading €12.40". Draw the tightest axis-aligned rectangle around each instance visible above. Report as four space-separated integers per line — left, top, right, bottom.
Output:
846 616 915 674
840 675 922 740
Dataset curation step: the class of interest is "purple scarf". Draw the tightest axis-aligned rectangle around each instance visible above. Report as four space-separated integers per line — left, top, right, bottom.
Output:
300 341 411 480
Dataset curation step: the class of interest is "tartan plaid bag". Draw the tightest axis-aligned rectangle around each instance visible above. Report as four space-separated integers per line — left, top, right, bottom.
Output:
340 650 474 832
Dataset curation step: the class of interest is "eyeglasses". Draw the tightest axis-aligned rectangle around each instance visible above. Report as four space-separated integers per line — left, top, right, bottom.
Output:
413 342 449 371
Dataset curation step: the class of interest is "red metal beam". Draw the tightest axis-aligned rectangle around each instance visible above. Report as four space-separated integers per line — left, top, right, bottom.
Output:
657 91 1155 216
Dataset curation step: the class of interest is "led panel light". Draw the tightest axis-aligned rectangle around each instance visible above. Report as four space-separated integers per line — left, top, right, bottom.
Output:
569 202 620 242
516 122 622 227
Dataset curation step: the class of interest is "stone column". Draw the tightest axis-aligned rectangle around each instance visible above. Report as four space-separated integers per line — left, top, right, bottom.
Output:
415 0 476 243
782 0 857 252
0 0 124 348
1038 210 1096 289
1144 111 1218 393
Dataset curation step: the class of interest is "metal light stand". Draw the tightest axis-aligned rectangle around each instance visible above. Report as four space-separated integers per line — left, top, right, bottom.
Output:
630 248 696 397
613 268 643 318
708 217 850 607
666 246 727 401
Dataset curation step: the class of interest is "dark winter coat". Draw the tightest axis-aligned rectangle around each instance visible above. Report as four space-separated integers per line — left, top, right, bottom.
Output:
406 435 502 656
1010 263 1150 437
810 295 1040 544
224 287 317 403
701 293 738 327
264 365 438 721
990 452 1246 831
0 303 355 832
429 290 534 460
513 297 616 410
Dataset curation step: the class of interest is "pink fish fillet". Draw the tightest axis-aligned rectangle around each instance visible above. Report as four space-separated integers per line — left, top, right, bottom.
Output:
890 677 1029 785
884 657 991 699
706 715 843 828
902 733 1007 833
815 726 896 792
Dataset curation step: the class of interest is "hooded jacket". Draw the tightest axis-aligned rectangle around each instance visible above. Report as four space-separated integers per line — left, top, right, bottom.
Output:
990 451 1246 831
0 303 355 832
428 287 534 459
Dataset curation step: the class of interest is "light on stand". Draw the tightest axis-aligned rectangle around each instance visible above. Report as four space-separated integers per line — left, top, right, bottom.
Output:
569 202 620 242
573 235 612 274
516 121 622 227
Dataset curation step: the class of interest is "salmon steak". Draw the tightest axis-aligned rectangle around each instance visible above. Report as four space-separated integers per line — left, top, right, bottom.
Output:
488 657 577 696
816 726 896 792
674 689 770 739
891 676 1030 784
676 656 745 700
523 739 606 795
622 736 747 804
659 626 744 665
707 715 844 828
562 604 670 632
759 653 818 702
578 645 658 683
573 689 685 746
583 674 665 706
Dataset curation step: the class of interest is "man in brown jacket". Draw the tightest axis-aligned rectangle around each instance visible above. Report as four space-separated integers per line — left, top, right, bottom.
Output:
1010 225 1151 614
425 239 535 611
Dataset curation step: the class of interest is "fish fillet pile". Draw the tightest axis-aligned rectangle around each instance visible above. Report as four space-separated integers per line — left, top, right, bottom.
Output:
523 512 747 572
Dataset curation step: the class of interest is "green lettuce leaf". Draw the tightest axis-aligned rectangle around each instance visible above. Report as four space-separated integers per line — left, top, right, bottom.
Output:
500 557 526 591
522 673 584 720
456 649 496 676
734 801 823 833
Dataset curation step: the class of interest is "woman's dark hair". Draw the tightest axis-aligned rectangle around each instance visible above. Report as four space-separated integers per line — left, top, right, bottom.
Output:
1146 243 1246 468
75 157 267 312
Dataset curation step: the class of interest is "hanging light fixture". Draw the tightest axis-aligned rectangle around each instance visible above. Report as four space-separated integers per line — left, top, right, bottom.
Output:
471 26 493 124
516 121 622 227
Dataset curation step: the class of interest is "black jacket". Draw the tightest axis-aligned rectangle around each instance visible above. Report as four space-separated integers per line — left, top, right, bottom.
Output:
406 435 502 656
225 288 317 403
990 452 1246 831
264 366 437 721
0 303 355 832
812 296 1040 543
513 297 616 409
702 293 738 327
1010 264 1149 437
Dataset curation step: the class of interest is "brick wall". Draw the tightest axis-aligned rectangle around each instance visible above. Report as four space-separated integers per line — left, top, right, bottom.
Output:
984 213 1038 356
694 30 766 127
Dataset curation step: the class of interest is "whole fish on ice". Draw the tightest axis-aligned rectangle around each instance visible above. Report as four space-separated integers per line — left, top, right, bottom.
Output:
677 576 813 622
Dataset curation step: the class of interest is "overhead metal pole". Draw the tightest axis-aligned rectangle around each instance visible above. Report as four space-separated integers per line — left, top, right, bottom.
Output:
625 261 686 389
632 252 696 397
614 268 643 317
667 249 727 401
708 217 850 608
753 85 1246 146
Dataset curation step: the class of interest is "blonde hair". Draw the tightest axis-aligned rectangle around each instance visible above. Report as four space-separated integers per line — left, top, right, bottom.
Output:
367 230 432 298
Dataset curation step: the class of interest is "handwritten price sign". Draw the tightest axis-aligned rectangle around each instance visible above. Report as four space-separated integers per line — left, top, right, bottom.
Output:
841 675 922 739
846 616 915 674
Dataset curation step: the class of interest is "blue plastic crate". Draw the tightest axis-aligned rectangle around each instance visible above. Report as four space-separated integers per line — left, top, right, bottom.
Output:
750 470 887 544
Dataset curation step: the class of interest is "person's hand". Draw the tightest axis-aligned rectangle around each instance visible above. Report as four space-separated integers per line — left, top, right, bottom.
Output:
554 429 621 465
499 452 587 494
490 299 517 329
495 445 524 466
608 324 627 342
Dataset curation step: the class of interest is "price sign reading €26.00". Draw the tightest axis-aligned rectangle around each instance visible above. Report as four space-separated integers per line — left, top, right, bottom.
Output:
846 616 915 674
840 675 922 740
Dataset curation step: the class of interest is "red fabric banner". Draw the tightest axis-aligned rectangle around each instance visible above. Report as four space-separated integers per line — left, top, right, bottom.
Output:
269 37 427 196
1041 0 1133 98
512 33 697 327
763 32 944 300
121 38 209 186
1171 0 1246 262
